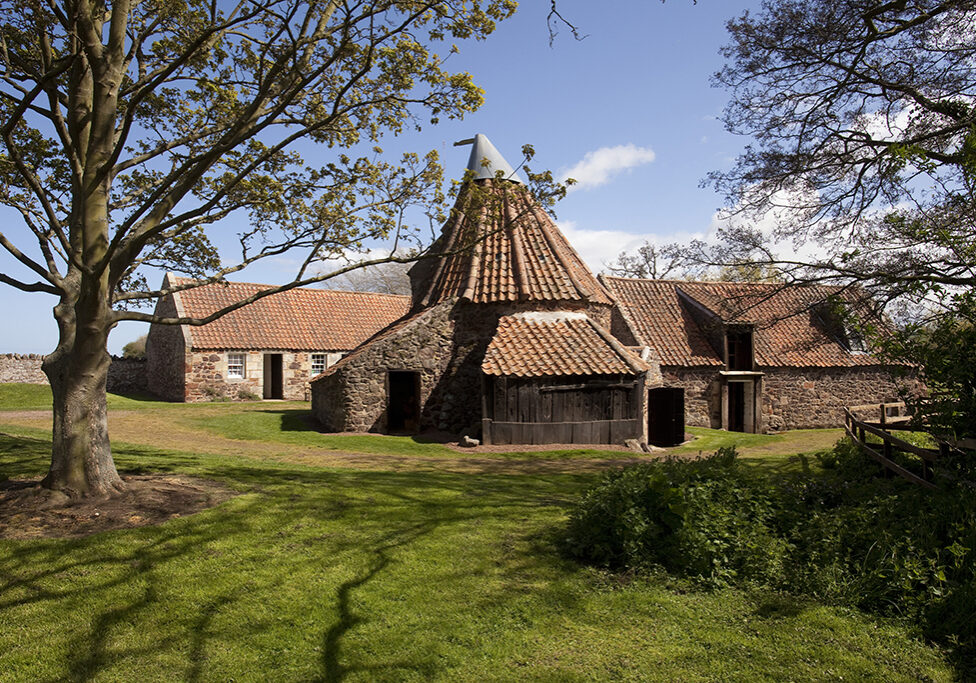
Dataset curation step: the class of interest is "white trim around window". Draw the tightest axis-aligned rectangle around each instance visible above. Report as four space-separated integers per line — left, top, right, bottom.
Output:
227 352 246 379
311 353 327 375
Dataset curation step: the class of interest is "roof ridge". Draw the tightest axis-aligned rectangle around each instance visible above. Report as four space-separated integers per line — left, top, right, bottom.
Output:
168 275 410 300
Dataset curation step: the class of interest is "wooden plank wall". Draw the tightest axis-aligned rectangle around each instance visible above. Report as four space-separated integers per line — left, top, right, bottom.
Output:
485 374 642 445
488 418 641 445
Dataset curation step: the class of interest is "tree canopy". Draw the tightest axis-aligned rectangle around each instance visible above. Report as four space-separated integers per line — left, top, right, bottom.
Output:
707 0 976 306
701 0 976 437
0 0 538 496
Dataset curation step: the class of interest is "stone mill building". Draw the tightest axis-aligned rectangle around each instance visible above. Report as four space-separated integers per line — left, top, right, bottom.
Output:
310 135 657 445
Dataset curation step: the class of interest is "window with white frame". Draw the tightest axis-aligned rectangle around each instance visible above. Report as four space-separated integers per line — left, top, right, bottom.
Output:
227 353 246 378
311 353 327 375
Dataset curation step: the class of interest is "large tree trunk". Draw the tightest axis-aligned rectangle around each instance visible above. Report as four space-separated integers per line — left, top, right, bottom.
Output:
41 284 124 498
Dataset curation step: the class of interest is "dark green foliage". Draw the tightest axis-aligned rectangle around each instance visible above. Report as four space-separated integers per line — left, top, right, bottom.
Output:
567 447 790 587
566 441 976 672
880 292 976 441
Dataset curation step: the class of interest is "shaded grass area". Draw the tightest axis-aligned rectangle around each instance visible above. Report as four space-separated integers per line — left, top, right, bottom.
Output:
0 429 953 681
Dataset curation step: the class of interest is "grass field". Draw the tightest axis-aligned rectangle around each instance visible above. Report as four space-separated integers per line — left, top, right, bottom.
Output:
0 385 953 681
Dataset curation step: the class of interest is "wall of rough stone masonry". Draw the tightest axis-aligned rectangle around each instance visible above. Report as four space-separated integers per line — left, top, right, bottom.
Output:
662 367 722 429
312 298 622 438
761 366 913 431
183 349 317 402
660 364 914 433
145 294 188 401
0 354 47 384
0 353 147 394
107 358 147 395
312 302 458 432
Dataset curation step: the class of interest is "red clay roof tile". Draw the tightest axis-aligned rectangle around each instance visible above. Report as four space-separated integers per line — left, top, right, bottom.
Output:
169 277 409 351
482 312 648 377
602 276 883 368
411 180 611 307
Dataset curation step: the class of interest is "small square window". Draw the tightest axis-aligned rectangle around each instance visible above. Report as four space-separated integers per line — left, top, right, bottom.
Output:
227 353 246 378
311 353 327 375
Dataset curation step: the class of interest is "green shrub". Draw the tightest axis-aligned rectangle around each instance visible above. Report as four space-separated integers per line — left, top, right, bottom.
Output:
566 447 790 587
237 388 261 401
565 439 976 672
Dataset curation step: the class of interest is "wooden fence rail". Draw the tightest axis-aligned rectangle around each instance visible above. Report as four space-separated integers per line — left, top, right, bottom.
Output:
843 405 943 490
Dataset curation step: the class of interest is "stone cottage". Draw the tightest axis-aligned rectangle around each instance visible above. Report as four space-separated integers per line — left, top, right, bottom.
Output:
145 274 410 401
601 276 911 432
311 134 656 445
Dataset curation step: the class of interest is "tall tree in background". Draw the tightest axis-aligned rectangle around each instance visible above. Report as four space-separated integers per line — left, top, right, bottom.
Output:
703 0 976 437
0 0 527 497
708 0 976 302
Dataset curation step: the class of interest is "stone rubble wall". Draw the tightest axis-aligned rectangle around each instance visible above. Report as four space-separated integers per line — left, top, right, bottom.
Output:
661 364 916 432
312 302 458 432
145 294 187 401
0 354 47 384
311 299 624 438
0 353 148 394
184 350 316 402
661 366 721 428
761 366 915 431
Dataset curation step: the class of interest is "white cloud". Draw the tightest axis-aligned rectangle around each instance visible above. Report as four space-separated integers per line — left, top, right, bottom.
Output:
558 221 709 273
561 144 656 192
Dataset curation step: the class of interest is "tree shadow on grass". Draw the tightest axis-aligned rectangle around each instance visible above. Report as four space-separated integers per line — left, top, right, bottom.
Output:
0 433 590 681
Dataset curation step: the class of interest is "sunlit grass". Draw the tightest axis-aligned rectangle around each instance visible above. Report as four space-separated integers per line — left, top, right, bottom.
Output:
0 429 953 682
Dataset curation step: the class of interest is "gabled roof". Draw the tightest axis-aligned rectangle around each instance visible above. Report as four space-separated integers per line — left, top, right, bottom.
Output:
409 179 611 308
601 277 723 367
601 276 884 368
167 276 409 351
482 311 649 377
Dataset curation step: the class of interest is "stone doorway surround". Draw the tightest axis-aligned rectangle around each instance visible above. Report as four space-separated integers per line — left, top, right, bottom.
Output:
719 370 764 433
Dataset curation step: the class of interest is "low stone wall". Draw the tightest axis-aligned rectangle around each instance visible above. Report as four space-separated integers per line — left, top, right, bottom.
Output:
0 353 148 395
0 354 47 384
108 357 148 395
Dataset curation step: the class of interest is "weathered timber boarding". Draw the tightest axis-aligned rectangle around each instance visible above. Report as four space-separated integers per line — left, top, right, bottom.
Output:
483 374 644 445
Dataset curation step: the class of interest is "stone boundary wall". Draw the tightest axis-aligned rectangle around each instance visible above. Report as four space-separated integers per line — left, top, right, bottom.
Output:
0 353 148 394
0 354 46 384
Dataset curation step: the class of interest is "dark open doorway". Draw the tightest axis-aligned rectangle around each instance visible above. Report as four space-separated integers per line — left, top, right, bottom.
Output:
728 381 745 432
648 387 685 447
263 354 283 399
387 371 420 432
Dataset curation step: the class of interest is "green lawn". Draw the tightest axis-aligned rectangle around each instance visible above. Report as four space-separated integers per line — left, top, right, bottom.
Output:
0 386 953 681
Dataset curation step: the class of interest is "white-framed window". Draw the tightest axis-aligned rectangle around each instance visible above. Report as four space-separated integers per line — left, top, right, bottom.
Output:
227 353 246 379
311 352 345 375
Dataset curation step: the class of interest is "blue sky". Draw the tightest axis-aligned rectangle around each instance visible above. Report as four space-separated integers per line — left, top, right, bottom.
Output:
0 0 760 354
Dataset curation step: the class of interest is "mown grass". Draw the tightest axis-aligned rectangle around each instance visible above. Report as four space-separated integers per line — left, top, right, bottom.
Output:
0 424 954 682
0 383 843 464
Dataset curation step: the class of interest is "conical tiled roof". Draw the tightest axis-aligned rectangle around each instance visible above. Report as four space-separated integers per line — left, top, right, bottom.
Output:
410 147 610 308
